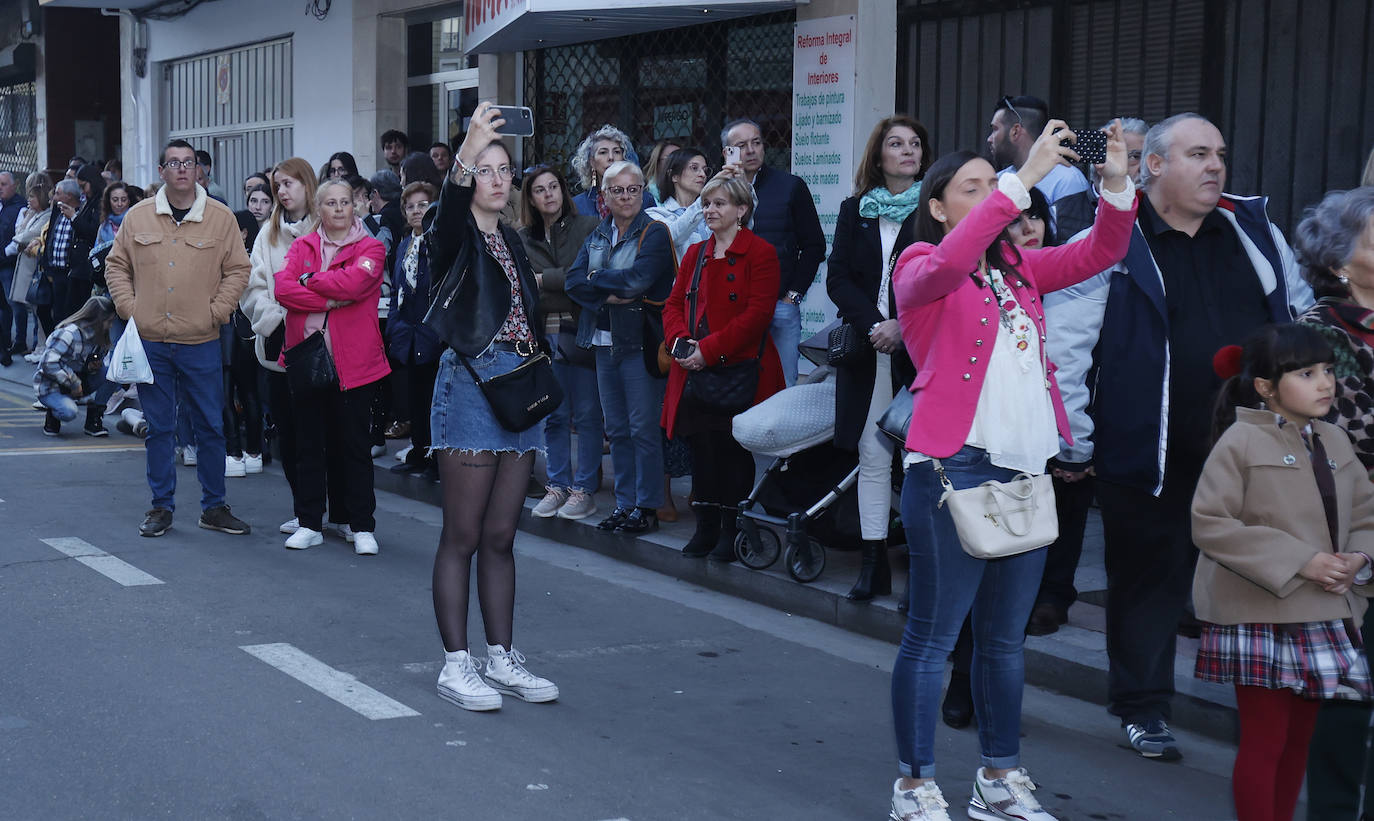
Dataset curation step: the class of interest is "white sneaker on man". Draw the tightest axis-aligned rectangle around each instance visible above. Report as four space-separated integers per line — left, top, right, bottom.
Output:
225 455 246 478
243 453 263 474
436 650 502 711
284 527 323 549
279 516 300 534
968 768 1058 821
889 780 952 821
353 531 379 555
532 487 569 518
483 645 558 702
182 446 197 467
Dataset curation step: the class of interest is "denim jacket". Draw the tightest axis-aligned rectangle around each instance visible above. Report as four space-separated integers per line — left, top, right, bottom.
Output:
564 211 676 357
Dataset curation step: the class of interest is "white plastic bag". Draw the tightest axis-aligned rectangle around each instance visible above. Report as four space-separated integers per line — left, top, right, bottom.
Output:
107 316 154 384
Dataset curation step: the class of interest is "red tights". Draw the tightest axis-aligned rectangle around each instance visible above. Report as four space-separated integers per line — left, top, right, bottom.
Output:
1232 685 1321 821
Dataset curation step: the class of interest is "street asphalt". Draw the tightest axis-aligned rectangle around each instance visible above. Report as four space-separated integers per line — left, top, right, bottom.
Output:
0 374 1247 820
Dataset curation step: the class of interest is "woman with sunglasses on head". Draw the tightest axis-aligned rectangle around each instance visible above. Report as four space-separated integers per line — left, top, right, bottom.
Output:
886 120 1136 821
423 103 561 712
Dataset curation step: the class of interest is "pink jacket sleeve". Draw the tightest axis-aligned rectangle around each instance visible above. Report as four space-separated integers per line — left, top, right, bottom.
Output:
1020 194 1138 293
306 238 386 302
893 190 1022 310
273 241 330 312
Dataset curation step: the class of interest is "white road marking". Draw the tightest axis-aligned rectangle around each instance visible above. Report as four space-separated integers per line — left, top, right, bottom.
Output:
240 643 420 720
40 537 164 587
0 445 145 456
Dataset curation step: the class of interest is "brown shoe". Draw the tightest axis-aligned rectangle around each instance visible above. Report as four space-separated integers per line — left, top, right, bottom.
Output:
1026 602 1068 636
383 421 411 439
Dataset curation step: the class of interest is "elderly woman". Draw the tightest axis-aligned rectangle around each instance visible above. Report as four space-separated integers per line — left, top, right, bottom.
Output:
518 165 603 520
663 176 785 560
273 179 389 554
826 114 931 601
1295 186 1374 821
570 125 656 218
886 120 1136 821
423 103 560 711
566 160 677 534
7 172 54 358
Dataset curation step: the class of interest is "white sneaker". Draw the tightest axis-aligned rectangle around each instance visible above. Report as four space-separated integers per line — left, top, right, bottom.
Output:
279 516 300 534
370 443 387 459
182 446 197 467
31 400 43 410
890 780 952 821
884 779 950 818
557 489 598 520
436 650 502 711
335 523 356 543
225 455 246 478
243 453 263 474
968 768 1057 821
483 645 558 703
284 527 323 549
23 349 41 364
395 444 412 462
532 487 569 518
353 531 379 555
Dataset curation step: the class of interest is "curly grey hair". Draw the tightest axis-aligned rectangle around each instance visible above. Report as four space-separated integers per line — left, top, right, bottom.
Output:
1294 187 1374 299
571 125 638 190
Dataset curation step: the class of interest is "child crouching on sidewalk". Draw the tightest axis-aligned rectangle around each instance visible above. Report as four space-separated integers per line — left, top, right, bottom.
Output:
34 295 117 436
1193 323 1374 821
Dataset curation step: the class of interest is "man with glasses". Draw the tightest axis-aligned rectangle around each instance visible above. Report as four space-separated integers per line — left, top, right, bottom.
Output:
988 95 1091 206
720 117 824 386
105 138 253 538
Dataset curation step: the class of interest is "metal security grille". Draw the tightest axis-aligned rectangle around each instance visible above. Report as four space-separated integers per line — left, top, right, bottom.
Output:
164 37 294 210
0 81 36 174
524 10 795 192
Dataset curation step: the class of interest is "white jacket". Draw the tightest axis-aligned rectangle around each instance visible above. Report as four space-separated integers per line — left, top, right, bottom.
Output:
240 215 316 371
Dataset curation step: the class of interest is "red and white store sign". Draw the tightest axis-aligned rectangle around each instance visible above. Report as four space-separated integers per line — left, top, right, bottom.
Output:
464 0 527 47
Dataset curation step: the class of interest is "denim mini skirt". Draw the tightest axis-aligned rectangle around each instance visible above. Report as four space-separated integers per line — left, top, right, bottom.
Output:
430 346 546 456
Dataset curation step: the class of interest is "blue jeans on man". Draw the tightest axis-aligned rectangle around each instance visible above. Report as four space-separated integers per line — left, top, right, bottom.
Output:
140 338 226 512
545 359 603 492
594 347 663 510
769 299 801 386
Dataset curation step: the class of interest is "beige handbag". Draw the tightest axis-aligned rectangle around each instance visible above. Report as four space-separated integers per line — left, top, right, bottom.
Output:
933 461 1058 559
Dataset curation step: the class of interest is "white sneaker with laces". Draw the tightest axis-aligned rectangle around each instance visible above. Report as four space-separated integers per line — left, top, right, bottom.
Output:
557 489 598 520
532 487 569 518
336 524 356 543
279 516 300 534
370 443 387 459
483 645 558 702
395 444 412 462
284 527 323 549
968 768 1057 821
353 531 379 555
890 780 952 821
225 455 246 478
436 650 502 711
243 453 263 474
182 446 197 467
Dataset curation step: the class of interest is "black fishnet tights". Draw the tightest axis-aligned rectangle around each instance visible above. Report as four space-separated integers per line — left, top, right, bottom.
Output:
432 449 533 652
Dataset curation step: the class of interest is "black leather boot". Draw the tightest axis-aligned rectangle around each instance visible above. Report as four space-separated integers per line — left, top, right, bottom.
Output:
941 671 974 729
681 503 720 558
707 505 740 562
846 539 892 601
897 569 910 614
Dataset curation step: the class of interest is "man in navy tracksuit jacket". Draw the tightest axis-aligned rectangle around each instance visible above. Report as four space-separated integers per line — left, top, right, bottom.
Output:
1045 114 1312 760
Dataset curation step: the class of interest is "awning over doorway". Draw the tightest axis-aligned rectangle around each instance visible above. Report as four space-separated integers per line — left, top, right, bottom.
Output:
464 0 803 54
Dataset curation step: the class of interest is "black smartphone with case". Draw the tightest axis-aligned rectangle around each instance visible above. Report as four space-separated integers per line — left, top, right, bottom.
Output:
492 105 534 137
671 338 695 359
1068 130 1108 165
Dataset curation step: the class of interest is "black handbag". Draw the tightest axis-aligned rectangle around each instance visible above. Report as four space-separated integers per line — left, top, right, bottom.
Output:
458 342 564 433
826 323 868 366
680 247 765 416
284 313 339 394
876 386 913 445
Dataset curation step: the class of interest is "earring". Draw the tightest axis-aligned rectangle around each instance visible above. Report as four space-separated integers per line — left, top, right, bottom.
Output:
936 214 947 223
1340 272 1350 285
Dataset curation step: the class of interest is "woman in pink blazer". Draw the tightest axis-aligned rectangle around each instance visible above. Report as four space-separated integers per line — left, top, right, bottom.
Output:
274 179 390 555
885 121 1137 821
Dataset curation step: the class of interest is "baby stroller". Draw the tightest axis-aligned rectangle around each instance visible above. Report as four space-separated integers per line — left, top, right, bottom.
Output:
730 367 866 582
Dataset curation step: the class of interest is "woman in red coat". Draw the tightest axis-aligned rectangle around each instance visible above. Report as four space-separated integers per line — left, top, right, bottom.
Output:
662 175 785 561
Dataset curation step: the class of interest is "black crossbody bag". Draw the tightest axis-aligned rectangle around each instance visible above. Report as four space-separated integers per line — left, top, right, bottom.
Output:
283 313 338 394
458 340 564 433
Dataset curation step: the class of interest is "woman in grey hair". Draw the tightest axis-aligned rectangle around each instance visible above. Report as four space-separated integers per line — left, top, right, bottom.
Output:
1295 185 1374 820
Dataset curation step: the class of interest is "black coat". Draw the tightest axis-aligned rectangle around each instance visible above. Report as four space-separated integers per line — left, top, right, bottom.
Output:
824 196 917 451
423 178 541 357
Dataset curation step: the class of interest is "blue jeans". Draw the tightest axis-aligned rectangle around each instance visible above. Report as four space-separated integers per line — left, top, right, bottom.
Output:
769 299 801 387
594 347 664 509
545 360 603 492
891 445 1047 778
141 339 226 512
38 391 79 422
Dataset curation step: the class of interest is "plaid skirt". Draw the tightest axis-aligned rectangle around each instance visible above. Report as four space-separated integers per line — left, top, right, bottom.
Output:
1195 619 1372 701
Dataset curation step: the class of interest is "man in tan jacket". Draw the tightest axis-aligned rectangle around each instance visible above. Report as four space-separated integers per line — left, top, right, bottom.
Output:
105 139 252 538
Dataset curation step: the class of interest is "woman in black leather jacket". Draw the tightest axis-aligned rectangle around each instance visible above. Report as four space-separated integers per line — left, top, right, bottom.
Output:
421 104 560 713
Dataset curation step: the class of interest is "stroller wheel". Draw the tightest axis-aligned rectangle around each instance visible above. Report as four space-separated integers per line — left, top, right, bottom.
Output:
785 538 826 583
735 527 781 570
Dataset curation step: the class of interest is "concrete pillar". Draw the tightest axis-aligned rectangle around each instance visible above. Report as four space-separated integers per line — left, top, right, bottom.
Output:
353 1 408 176
796 0 898 161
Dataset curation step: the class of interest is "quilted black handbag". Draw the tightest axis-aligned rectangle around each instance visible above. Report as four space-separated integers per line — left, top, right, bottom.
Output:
284 314 339 394
679 248 765 416
826 322 868 366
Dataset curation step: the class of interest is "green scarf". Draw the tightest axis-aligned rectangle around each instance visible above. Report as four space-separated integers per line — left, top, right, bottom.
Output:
858 182 923 223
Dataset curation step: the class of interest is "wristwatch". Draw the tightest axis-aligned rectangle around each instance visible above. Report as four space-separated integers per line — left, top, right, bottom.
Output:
785 290 802 304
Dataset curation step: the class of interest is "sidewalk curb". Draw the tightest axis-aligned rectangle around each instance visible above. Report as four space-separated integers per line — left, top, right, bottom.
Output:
375 462 1238 744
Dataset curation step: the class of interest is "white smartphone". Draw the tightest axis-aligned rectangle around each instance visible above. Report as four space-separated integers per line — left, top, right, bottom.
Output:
724 145 741 165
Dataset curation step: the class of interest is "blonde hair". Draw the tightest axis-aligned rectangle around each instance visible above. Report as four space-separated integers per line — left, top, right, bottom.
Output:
267 157 318 245
700 176 755 224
